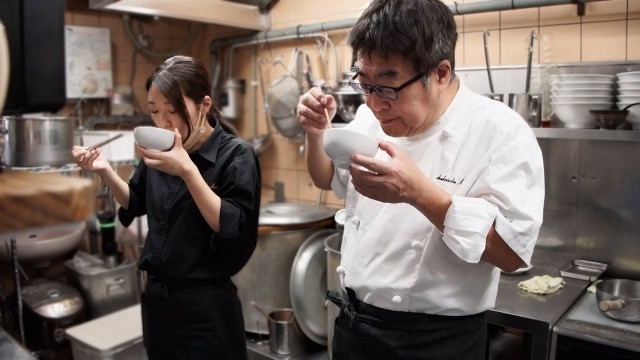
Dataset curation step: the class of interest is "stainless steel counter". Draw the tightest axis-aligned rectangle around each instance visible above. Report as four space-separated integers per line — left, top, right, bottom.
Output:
0 329 36 360
488 250 590 360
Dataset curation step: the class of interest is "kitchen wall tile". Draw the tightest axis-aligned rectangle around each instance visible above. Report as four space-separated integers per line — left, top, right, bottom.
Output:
342 0 370 15
270 0 297 27
538 25 581 64
539 4 580 27
628 20 640 61
297 171 323 203
464 31 499 68
112 61 131 88
261 167 299 203
631 0 640 20
463 0 500 33
70 12 100 27
455 35 465 69
500 8 539 30
259 137 305 171
111 33 134 63
65 11 73 25
500 28 538 66
582 0 626 23
581 21 626 62
98 13 124 35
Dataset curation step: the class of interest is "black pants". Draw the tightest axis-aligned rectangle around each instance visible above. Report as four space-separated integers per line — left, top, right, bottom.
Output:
141 276 248 360
328 289 487 360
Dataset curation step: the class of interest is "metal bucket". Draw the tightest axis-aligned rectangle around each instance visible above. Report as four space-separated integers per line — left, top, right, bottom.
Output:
324 233 341 359
268 308 305 355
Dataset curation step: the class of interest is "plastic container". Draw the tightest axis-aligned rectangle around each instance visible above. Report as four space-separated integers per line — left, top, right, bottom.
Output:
65 305 146 360
65 252 139 318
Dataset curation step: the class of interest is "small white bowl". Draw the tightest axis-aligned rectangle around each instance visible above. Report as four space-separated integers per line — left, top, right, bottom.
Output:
550 74 615 83
323 128 379 169
617 80 640 89
551 88 614 97
551 95 613 103
616 95 640 103
551 102 612 129
617 88 640 96
133 126 175 151
551 81 614 90
616 71 640 82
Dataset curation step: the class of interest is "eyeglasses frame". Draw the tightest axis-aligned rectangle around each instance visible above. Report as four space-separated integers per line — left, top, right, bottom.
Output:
348 70 430 100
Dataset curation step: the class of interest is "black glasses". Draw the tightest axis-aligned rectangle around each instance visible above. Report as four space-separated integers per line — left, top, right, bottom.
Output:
348 71 429 100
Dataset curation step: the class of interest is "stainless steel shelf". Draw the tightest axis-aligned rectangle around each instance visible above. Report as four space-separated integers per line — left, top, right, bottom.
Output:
533 128 640 142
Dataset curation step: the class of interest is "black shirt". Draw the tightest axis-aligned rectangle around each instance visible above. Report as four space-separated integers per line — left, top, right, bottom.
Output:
118 122 261 281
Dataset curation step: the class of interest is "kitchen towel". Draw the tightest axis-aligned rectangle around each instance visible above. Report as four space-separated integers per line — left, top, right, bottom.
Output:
518 275 566 295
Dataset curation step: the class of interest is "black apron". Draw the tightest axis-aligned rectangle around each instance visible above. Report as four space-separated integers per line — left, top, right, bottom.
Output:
141 275 248 360
328 288 487 360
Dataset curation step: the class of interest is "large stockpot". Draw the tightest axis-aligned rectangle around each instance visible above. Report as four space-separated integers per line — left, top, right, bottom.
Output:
2 115 75 167
233 202 336 335
596 278 640 323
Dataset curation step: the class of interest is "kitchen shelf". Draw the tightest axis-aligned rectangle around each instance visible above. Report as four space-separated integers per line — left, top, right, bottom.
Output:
533 128 640 142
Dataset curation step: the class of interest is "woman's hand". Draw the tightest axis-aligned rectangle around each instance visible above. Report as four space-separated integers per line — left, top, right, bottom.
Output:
71 146 111 172
139 128 196 177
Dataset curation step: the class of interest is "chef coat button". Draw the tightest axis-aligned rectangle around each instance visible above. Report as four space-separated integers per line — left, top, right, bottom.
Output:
351 216 360 225
392 295 402 304
411 241 421 249
336 266 346 275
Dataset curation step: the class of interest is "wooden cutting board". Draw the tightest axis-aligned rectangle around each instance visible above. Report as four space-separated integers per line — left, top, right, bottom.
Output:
0 171 95 233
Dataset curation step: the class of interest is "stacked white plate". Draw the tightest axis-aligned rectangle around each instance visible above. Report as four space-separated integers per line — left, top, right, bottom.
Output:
615 71 640 129
550 74 616 128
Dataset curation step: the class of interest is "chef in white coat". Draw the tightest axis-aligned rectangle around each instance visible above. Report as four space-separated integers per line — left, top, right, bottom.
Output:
296 0 545 359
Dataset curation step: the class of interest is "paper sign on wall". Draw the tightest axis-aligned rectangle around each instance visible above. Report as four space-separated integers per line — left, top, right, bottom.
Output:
64 25 113 99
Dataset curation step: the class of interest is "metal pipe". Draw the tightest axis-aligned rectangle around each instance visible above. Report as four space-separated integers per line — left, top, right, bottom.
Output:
210 0 605 51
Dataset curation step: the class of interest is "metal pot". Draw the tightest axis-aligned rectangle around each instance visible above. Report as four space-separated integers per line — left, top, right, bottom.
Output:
333 72 365 123
2 115 75 167
232 202 336 334
596 279 640 323
324 232 341 359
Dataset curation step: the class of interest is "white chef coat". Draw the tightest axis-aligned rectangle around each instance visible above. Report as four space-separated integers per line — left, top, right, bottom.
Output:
330 82 545 315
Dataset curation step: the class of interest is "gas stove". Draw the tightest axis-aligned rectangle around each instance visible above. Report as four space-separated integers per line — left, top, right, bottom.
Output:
551 291 640 359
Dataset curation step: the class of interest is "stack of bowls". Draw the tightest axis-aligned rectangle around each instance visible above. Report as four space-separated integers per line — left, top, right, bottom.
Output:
550 74 616 128
615 71 640 129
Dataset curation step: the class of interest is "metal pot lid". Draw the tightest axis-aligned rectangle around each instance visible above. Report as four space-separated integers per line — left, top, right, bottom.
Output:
21 279 84 319
259 202 336 226
290 229 337 345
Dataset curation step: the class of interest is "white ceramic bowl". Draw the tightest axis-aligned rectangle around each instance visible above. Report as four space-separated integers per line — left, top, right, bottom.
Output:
616 95 640 103
551 102 612 129
133 126 175 151
617 88 640 96
323 128 379 169
616 71 640 82
617 80 640 89
551 88 614 97
617 102 640 129
551 95 613 103
551 81 614 90
550 74 615 83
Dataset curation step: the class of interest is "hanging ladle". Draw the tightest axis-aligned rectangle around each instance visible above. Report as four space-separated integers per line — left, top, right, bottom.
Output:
250 300 276 322
589 102 640 130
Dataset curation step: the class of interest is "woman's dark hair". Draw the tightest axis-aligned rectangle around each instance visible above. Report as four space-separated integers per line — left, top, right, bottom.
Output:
348 0 457 81
145 55 237 136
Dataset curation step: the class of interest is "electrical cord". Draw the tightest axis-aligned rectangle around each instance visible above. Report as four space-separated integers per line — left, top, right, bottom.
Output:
122 14 204 58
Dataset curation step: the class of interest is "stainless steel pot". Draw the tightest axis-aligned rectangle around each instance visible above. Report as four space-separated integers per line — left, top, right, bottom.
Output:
596 279 640 323
2 115 75 167
333 72 364 123
324 232 341 359
232 202 336 334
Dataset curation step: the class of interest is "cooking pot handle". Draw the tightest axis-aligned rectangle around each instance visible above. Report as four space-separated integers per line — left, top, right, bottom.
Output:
599 299 625 312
